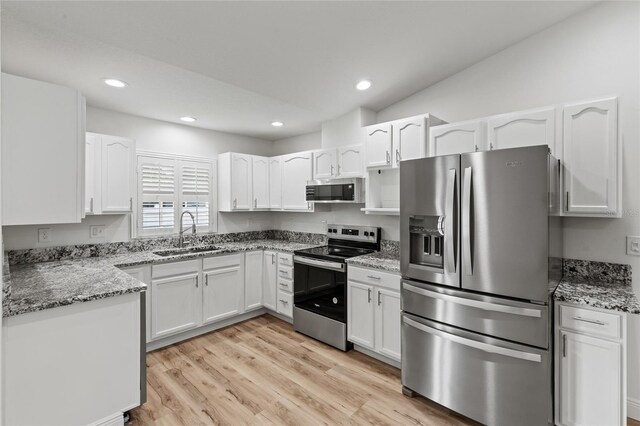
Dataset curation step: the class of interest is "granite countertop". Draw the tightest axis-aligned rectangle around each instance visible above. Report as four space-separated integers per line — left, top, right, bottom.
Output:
346 251 400 273
554 279 640 314
3 239 322 318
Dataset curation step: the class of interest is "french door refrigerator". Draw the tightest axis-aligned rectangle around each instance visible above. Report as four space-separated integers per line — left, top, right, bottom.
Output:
400 145 562 426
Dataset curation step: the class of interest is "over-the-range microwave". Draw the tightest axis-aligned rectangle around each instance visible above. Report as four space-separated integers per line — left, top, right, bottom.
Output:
305 178 365 203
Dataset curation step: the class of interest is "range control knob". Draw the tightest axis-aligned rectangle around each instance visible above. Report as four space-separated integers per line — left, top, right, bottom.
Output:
332 228 338 233
370 231 375 238
364 231 369 237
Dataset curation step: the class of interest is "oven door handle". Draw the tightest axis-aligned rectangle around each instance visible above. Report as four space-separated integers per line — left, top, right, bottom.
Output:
294 256 345 272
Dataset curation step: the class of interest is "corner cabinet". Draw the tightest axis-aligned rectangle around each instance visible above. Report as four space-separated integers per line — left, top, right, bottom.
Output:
281 152 314 211
347 266 401 364
218 152 252 211
85 132 136 215
2 73 86 225
562 97 619 217
555 302 626 426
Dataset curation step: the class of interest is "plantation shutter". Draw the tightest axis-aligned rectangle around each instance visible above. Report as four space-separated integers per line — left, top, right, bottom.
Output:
180 160 212 232
138 156 177 235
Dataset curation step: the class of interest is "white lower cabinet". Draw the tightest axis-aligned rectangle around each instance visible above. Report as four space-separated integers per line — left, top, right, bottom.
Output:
244 250 263 311
203 254 245 324
555 302 626 426
347 266 401 362
275 253 294 318
263 251 278 310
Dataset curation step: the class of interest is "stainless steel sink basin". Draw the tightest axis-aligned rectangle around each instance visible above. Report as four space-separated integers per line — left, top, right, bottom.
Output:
153 245 222 257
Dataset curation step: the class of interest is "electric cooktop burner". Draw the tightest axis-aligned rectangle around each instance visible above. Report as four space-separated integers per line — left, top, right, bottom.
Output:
294 245 375 261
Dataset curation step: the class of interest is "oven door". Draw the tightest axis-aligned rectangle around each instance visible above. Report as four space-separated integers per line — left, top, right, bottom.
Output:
293 256 347 323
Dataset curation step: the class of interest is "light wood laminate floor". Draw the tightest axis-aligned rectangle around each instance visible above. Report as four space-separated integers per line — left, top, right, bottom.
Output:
130 314 477 425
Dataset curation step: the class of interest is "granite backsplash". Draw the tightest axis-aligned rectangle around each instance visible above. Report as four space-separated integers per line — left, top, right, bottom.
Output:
563 258 631 285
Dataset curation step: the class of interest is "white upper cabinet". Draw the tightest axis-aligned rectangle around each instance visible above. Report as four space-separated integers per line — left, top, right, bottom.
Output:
218 152 252 211
100 135 135 213
85 133 99 215
337 145 364 178
2 73 86 225
364 123 393 168
269 156 282 209
313 148 336 179
393 116 428 165
430 120 485 156
562 97 619 217
252 156 270 210
487 107 556 153
281 152 313 211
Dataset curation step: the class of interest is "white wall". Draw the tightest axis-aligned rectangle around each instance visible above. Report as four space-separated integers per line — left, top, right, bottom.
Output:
272 131 321 156
2 107 275 250
376 1 640 412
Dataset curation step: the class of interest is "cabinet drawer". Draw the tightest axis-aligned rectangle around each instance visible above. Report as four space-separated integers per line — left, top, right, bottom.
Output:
277 290 293 318
278 253 294 267
203 253 243 271
278 265 294 280
348 266 400 291
278 277 293 293
559 304 621 339
152 259 200 278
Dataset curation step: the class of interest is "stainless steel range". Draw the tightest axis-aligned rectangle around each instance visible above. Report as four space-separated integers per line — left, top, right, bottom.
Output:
293 225 381 351
400 145 562 426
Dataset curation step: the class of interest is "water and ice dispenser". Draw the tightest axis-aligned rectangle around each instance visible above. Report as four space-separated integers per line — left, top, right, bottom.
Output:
409 215 445 270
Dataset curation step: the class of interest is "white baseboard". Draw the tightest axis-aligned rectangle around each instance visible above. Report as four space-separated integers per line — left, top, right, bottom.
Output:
354 344 401 369
628 397 640 420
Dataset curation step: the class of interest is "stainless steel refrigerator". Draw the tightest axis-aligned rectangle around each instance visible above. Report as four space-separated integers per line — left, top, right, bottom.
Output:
400 145 562 426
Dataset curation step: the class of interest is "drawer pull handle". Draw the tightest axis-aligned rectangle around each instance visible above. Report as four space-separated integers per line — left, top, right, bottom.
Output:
368 288 372 303
367 275 381 280
279 283 288 287
573 316 606 326
280 299 288 304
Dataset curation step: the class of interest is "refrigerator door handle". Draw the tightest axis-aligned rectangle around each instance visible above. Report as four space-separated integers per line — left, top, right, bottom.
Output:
445 168 456 273
403 316 542 362
462 166 473 275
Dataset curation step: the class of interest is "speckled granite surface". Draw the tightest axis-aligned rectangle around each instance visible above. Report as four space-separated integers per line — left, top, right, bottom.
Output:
380 240 400 257
3 238 323 318
554 279 640 314
346 251 400 273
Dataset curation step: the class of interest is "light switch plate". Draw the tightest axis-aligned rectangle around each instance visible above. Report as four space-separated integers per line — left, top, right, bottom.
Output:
38 228 51 243
626 236 640 256
90 225 106 239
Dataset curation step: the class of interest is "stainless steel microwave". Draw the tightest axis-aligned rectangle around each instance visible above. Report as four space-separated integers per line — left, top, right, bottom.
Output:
305 178 364 203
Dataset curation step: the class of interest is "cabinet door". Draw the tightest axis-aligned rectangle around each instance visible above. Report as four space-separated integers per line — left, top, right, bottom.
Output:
375 288 401 361
101 136 135 213
347 281 375 349
151 272 201 340
263 251 277 310
313 149 336 179
231 153 252 210
252 156 270 209
85 133 100 214
281 152 313 211
563 98 618 216
244 251 263 311
393 116 427 166
364 123 393 168
559 330 622 426
337 145 364 178
430 121 484 156
269 157 282 209
203 261 245 324
487 107 555 153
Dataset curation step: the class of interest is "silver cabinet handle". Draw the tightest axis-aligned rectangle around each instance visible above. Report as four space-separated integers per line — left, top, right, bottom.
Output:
279 299 288 304
337 164 341 175
367 275 381 280
367 288 372 303
195 276 199 288
90 197 94 213
130 197 133 211
294 256 345 272
445 168 457 273
386 151 390 164
254 198 257 208
233 198 237 209
279 282 288 287
377 291 381 306
462 166 473 275
330 164 334 175
396 149 400 164
573 316 606 326
272 253 275 264
205 275 208 286
474 144 478 152
562 333 567 357
403 316 541 362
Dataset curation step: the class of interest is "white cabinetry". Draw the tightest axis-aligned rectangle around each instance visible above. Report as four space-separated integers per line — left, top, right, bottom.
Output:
269 157 282 209
337 145 364 178
120 265 152 343
347 266 401 363
393 116 428 165
555 302 626 426
244 250 263 311
430 120 485 156
85 132 135 215
203 254 245 324
281 152 313 211
364 123 393 168
562 97 619 217
151 260 201 340
486 107 556 153
276 253 294 318
2 73 86 225
218 152 252 211
313 148 336 179
252 156 270 209
263 251 278 310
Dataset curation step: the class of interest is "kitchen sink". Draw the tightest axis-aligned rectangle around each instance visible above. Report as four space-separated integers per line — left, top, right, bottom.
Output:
153 245 222 257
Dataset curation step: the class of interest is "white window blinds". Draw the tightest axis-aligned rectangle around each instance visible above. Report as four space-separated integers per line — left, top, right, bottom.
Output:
180 162 211 231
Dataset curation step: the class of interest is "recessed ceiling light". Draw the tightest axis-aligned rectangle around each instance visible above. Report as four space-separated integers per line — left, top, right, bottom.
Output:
104 78 128 88
180 116 197 123
356 80 372 91
271 121 284 127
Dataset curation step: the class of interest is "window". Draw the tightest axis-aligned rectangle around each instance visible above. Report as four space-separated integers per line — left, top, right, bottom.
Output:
136 153 216 237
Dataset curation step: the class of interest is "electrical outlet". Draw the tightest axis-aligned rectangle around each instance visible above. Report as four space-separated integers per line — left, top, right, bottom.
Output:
38 228 51 243
627 236 640 256
90 225 106 239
